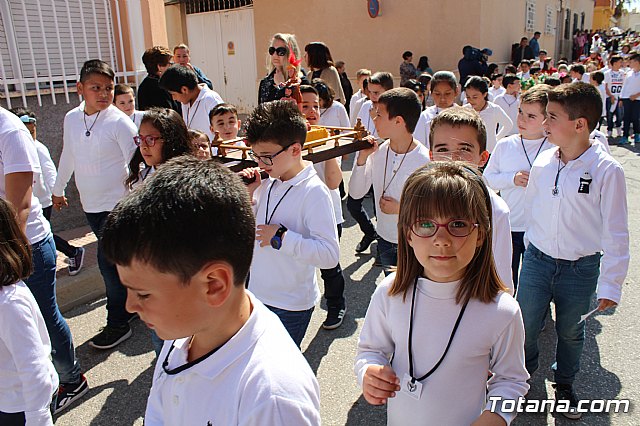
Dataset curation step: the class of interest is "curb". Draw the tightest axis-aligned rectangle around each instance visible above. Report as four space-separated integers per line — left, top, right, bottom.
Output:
56 265 105 314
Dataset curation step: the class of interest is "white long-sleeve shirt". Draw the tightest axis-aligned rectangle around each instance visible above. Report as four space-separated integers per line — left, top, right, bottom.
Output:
0 281 58 426
356 100 378 138
465 102 514 152
181 84 224 142
53 104 137 212
493 93 520 136
145 291 320 426
488 189 515 293
319 101 350 128
0 108 50 245
412 105 451 149
355 274 529 425
348 140 430 243
249 164 339 311
33 140 57 209
350 95 369 127
484 135 554 231
349 89 366 121
524 144 629 303
620 69 640 99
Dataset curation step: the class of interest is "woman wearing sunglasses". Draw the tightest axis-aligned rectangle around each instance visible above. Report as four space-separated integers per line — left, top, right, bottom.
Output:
258 33 308 104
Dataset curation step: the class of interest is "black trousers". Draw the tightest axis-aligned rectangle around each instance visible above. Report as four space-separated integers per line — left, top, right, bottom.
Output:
321 224 346 310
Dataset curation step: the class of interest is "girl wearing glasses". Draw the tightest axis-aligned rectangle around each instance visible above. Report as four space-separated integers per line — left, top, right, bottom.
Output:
258 33 308 104
126 108 193 190
355 162 529 425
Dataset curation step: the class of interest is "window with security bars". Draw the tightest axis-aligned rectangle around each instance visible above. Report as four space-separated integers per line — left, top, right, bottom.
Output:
545 5 555 35
525 0 536 33
184 0 253 14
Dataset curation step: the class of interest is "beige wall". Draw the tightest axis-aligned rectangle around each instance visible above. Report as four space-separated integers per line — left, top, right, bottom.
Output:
253 0 593 87
141 0 169 48
165 3 188 50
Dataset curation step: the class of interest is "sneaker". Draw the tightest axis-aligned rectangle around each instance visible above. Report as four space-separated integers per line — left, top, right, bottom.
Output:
67 247 85 276
553 383 582 420
355 234 377 253
54 374 89 415
89 324 132 349
322 306 346 330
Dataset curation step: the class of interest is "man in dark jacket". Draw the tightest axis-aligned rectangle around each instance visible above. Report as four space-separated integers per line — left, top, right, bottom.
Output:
512 37 535 67
458 46 488 87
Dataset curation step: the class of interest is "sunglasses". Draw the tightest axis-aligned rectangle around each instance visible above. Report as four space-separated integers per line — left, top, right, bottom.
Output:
133 135 163 147
410 219 478 238
269 46 288 57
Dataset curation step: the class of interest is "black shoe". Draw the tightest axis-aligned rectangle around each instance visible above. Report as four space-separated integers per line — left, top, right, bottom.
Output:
54 374 89 415
89 324 132 349
67 247 85 276
553 383 582 419
356 234 376 253
322 306 346 330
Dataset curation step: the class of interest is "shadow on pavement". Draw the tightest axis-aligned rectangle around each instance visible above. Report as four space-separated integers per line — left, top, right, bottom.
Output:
345 394 386 425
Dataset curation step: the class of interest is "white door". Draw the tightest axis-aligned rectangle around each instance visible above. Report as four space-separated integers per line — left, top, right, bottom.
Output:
186 8 257 113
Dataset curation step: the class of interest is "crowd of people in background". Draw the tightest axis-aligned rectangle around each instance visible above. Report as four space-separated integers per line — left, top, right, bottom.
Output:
0 26 632 425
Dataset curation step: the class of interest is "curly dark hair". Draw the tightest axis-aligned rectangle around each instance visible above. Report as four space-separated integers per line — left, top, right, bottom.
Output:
126 108 194 188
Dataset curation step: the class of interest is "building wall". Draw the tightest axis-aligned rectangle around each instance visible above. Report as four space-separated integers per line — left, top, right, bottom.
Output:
165 3 188 49
253 0 594 86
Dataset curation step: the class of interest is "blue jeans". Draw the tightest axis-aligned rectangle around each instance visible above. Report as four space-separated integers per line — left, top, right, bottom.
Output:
24 234 81 383
85 212 129 327
517 244 601 385
377 237 398 276
511 231 525 291
266 305 314 348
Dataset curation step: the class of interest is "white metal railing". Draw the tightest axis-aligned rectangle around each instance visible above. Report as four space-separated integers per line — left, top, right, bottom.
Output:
0 0 146 108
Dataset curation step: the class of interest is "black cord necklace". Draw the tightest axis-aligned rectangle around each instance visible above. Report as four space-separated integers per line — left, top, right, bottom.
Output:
83 110 101 137
520 136 547 168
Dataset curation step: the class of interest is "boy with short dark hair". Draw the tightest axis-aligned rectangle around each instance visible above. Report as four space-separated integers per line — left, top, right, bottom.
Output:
102 156 321 425
173 43 214 90
159 64 223 142
114 83 144 127
484 86 554 289
620 52 640 144
494 74 521 136
356 72 394 137
349 88 430 274
518 82 629 419
603 55 625 138
241 101 339 347
53 59 138 351
569 64 587 83
209 103 242 143
428 106 515 292
518 59 532 80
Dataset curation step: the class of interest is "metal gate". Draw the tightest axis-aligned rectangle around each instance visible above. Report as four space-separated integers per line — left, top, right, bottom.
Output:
186 7 257 113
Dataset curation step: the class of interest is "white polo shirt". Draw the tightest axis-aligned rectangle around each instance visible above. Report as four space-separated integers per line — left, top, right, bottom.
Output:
0 108 50 244
145 291 321 426
524 144 629 303
53 104 137 213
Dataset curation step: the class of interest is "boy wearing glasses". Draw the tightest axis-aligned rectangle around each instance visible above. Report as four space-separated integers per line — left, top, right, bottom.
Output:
428 106 514 293
101 157 321 425
240 100 339 347
53 60 138 350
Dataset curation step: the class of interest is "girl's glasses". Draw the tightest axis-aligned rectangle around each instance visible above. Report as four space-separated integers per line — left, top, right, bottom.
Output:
410 219 478 238
133 135 163 147
269 46 287 56
248 144 292 166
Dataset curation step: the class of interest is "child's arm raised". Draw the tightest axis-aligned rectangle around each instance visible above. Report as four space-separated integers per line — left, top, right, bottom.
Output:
348 136 377 199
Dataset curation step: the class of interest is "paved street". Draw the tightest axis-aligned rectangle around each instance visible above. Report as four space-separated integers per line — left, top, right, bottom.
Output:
55 144 639 425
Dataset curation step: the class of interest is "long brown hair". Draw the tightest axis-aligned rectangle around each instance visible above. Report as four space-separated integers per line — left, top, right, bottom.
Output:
389 161 507 304
0 198 32 287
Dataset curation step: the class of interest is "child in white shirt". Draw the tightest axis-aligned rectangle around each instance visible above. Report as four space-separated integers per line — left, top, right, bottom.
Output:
53 60 138 351
312 79 350 128
413 71 459 149
493 74 521 137
428 106 515 292
489 73 506 99
463 76 513 152
114 84 144 127
101 156 321 425
590 71 607 129
349 88 431 275
241 100 339 347
619 52 640 144
484 86 554 290
159 64 224 142
356 72 394 138
355 161 528 425
518 83 629 419
349 69 372 122
0 198 58 426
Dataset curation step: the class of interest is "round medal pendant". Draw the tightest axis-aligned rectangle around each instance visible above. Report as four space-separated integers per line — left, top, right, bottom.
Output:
85 131 91 137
